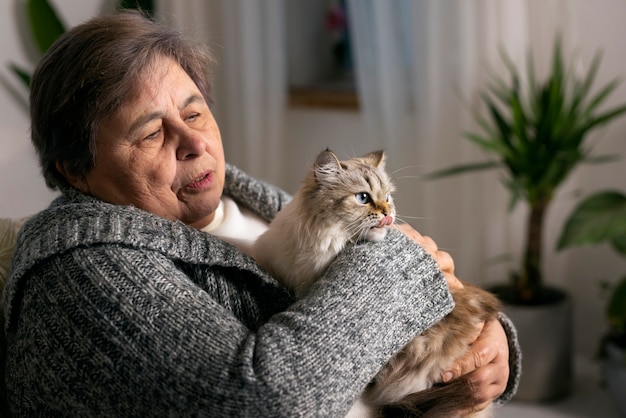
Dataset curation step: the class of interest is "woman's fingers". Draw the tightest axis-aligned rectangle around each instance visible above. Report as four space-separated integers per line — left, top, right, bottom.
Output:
442 319 510 411
393 224 460 288
442 272 464 290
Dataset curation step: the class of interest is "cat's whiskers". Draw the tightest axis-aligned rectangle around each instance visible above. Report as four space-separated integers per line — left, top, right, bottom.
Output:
343 218 371 242
394 175 426 181
394 213 435 225
390 164 432 177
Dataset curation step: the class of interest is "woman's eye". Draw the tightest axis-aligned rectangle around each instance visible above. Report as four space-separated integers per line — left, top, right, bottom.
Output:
144 129 161 140
355 192 370 204
186 113 200 122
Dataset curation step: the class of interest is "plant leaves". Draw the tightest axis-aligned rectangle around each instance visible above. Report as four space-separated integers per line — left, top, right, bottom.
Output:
9 63 31 88
607 277 626 331
582 103 626 135
557 190 626 254
118 0 155 17
424 161 501 180
580 79 621 121
581 154 621 165
430 37 626 218
612 234 626 256
26 0 66 55
570 50 602 116
464 133 511 156
425 34 626 302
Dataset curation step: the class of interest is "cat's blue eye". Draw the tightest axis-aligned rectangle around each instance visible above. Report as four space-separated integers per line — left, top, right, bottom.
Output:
355 192 370 204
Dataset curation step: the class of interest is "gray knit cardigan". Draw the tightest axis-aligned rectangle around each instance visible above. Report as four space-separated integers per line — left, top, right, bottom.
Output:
1 164 520 417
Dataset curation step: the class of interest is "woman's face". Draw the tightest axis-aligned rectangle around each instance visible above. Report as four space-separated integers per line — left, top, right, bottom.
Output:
69 58 225 228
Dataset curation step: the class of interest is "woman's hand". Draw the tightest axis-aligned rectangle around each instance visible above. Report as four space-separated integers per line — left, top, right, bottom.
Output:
442 319 510 412
393 224 463 290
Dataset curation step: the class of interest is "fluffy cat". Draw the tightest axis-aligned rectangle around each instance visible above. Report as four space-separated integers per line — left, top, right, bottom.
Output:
254 149 500 418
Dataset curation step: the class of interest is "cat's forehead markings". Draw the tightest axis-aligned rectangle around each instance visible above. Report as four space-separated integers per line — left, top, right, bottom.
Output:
364 174 374 190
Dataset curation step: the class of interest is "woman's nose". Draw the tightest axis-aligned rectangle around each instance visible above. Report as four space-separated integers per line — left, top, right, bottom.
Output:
176 128 206 160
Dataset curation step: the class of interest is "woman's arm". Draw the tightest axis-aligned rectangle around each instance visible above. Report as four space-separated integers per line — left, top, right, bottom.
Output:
5 228 452 417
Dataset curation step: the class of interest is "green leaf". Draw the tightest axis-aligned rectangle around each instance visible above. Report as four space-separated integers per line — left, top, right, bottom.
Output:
506 181 524 211
558 191 626 253
485 100 517 158
9 63 31 88
607 277 626 330
118 0 155 17
582 103 626 135
464 133 511 156
580 79 622 121
581 154 621 165
26 0 66 54
612 234 626 255
570 50 602 115
424 161 501 180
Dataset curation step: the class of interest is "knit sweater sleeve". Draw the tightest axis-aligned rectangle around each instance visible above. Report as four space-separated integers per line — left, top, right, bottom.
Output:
3 215 452 417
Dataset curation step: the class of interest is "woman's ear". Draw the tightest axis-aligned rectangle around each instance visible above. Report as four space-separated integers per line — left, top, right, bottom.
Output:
55 161 90 193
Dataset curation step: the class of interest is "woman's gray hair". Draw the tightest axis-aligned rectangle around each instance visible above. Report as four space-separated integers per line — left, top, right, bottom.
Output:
29 10 216 190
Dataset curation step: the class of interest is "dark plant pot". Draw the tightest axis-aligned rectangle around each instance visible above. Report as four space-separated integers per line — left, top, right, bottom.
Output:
490 285 573 401
604 341 626 416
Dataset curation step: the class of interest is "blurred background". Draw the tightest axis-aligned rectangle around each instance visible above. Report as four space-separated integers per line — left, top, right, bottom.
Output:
1 0 625 415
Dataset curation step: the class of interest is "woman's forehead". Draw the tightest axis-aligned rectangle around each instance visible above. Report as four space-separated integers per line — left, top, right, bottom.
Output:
122 58 197 107
102 59 204 134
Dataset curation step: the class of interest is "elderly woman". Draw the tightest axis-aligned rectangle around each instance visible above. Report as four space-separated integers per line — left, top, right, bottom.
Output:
0 11 520 417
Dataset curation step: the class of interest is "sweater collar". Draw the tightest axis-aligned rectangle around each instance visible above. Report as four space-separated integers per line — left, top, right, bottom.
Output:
3 165 291 332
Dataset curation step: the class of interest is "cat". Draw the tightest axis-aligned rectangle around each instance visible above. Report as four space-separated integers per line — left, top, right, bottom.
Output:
253 149 500 418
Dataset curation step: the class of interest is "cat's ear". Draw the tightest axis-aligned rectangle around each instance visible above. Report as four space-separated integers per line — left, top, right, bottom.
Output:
313 149 343 181
364 150 386 169
315 149 342 171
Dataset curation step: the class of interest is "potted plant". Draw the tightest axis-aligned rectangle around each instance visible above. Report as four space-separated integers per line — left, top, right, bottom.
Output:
558 190 626 415
428 37 626 400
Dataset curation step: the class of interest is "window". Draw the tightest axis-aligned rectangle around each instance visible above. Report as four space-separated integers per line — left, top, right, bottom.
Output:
286 0 359 110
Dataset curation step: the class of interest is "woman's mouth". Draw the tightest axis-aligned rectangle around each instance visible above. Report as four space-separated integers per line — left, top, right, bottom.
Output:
185 171 213 190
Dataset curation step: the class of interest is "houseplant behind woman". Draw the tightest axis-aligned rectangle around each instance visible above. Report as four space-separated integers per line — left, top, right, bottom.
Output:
428 37 626 400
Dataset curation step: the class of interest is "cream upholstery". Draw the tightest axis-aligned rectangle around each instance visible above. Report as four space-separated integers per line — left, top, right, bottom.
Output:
0 218 27 291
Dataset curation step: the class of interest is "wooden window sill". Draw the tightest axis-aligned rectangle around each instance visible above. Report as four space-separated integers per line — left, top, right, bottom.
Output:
288 86 359 110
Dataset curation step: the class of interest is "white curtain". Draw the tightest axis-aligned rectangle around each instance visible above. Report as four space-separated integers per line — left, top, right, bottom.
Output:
346 0 573 285
158 0 287 185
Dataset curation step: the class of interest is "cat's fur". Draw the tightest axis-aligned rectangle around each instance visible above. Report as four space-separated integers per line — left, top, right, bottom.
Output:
254 149 500 418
